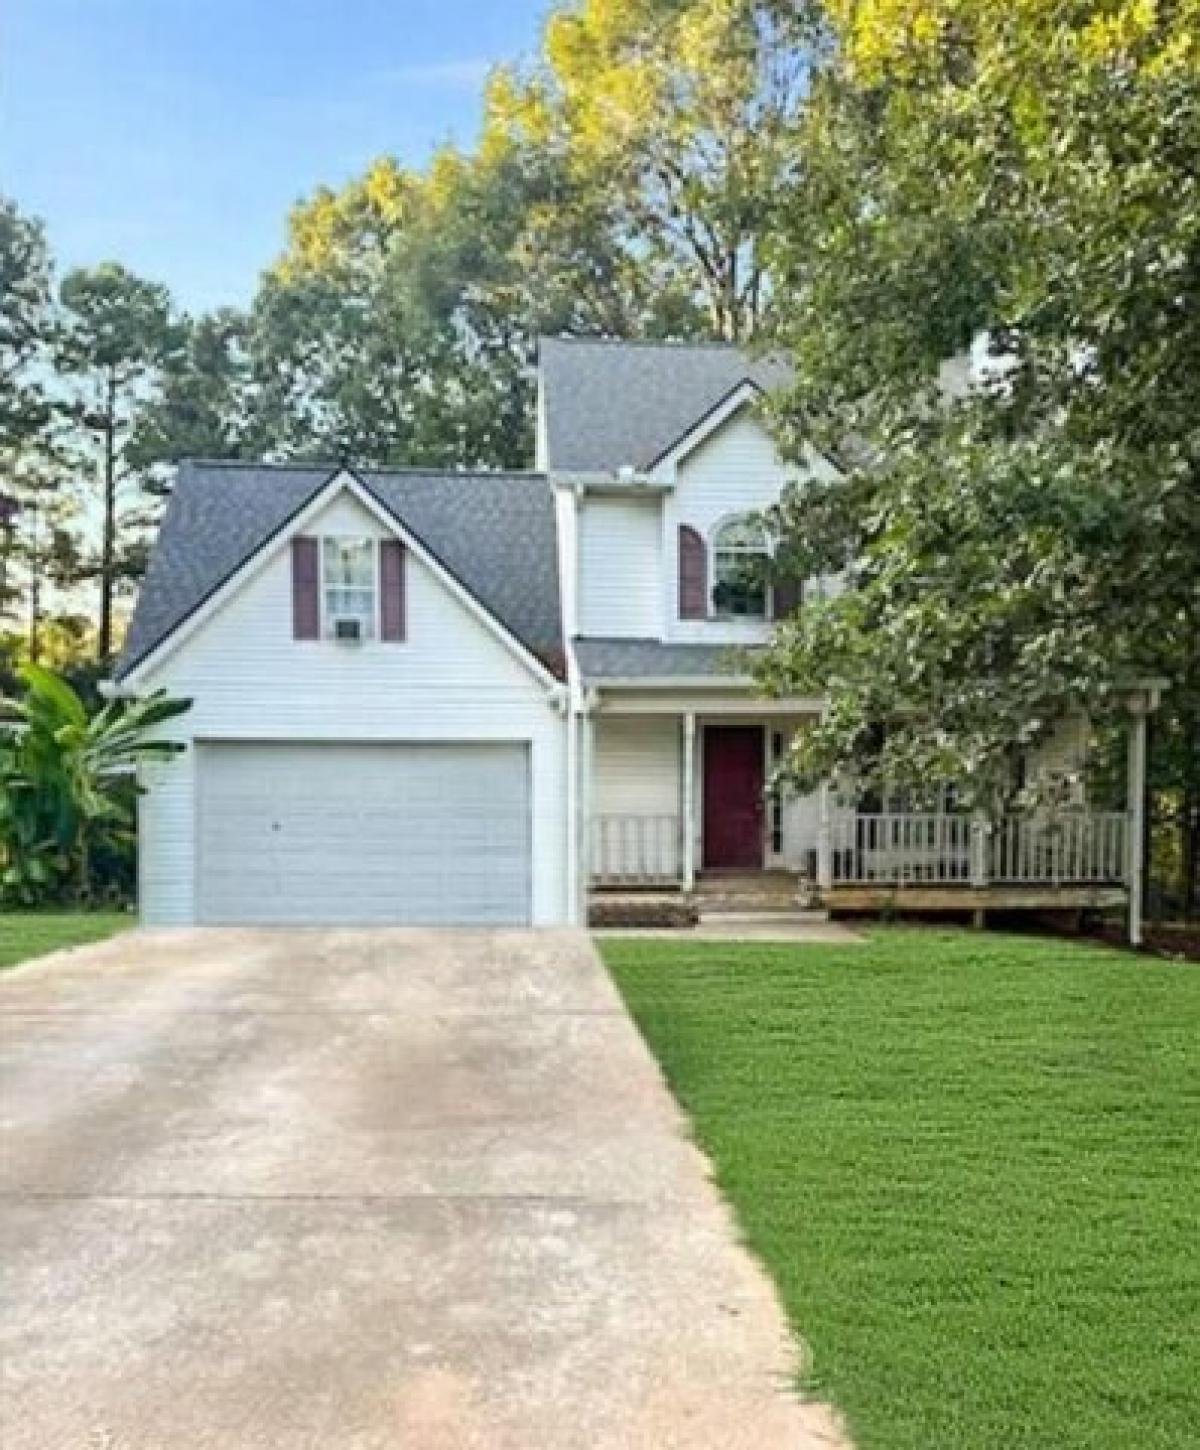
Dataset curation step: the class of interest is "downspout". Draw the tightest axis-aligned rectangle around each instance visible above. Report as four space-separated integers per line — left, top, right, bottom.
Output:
562 682 578 926
553 478 587 925
579 687 598 924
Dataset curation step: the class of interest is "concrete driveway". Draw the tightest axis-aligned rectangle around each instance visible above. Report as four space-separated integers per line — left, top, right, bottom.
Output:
0 929 845 1450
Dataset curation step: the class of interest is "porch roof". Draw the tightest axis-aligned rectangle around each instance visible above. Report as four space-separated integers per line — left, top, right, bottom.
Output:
575 637 758 684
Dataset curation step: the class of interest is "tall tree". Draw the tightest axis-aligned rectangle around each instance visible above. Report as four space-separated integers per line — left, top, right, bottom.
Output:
0 443 84 660
1 197 59 629
759 0 1200 910
249 142 690 469
0 196 54 455
492 0 827 341
129 307 255 485
56 263 181 660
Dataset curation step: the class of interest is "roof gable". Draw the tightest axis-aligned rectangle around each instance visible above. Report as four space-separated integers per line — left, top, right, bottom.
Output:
117 462 563 681
538 337 791 475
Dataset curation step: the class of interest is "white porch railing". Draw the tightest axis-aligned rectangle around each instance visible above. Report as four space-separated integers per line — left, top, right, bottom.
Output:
829 813 975 884
989 812 1127 884
828 811 1128 887
591 814 682 886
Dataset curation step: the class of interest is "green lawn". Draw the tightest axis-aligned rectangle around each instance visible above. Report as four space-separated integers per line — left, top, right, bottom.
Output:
0 911 131 971
601 929 1199 1450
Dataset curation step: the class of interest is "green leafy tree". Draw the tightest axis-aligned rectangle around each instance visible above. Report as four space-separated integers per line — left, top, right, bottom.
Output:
249 160 484 465
245 2 825 462
1 197 62 629
248 140 688 469
492 0 827 341
129 308 255 484
0 444 84 657
0 663 190 904
0 196 54 454
56 263 183 660
759 0 1200 911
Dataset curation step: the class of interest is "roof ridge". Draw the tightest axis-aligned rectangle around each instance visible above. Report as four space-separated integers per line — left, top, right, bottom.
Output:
538 334 744 352
366 466 547 480
178 459 547 482
180 458 332 470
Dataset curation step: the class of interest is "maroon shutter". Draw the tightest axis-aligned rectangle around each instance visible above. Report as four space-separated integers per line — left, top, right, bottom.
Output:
291 536 320 640
771 574 803 621
380 538 406 641
678 524 708 619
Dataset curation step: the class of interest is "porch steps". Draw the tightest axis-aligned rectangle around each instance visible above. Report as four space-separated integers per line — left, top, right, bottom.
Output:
695 872 828 923
700 909 832 926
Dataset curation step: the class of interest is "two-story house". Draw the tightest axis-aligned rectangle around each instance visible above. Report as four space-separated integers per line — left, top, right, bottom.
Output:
114 338 1159 936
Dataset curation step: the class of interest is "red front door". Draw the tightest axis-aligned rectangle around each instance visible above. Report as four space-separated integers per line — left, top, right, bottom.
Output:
703 726 765 869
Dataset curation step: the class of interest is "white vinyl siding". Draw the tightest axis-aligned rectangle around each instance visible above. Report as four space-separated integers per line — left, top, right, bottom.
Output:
196 742 530 926
594 717 680 818
662 408 838 643
578 496 662 637
136 490 568 926
592 717 681 882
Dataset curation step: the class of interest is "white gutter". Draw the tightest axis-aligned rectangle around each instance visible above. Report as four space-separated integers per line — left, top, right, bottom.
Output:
589 674 759 689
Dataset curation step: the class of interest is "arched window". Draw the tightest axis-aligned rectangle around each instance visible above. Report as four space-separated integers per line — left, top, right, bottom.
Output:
711 516 769 618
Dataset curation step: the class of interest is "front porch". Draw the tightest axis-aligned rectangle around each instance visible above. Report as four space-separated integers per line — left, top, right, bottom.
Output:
583 694 1152 937
591 809 1131 898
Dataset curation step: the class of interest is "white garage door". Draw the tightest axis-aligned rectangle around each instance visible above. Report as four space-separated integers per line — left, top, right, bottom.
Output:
196 742 531 926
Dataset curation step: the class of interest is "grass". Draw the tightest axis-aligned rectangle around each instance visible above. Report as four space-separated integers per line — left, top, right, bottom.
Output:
601 928 1199 1450
0 910 131 972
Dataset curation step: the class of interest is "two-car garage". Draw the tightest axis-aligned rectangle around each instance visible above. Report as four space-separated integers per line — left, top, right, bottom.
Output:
195 742 533 926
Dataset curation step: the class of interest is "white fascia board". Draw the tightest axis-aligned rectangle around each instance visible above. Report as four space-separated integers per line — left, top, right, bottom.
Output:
123 469 559 694
593 689 827 716
585 478 674 495
647 381 765 475
590 675 757 689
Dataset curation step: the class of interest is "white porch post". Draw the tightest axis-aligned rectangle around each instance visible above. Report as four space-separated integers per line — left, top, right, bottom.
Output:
682 712 696 891
579 701 595 923
970 812 990 888
1126 700 1148 946
817 782 833 891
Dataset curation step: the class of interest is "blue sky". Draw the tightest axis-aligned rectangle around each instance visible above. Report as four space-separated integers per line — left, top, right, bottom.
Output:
3 0 549 313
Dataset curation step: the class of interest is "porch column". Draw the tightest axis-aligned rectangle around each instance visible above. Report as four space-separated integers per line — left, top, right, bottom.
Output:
1126 700 1148 946
817 782 833 891
579 703 595 923
682 712 696 891
970 812 990 887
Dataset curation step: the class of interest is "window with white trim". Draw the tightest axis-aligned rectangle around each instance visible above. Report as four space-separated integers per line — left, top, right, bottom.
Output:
322 536 377 639
711 516 770 619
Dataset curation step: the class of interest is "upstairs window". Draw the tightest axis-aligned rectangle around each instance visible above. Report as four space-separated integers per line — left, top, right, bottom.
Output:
711 516 769 619
322 536 377 639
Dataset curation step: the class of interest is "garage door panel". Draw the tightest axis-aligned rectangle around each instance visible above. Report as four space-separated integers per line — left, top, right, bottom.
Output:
197 743 531 926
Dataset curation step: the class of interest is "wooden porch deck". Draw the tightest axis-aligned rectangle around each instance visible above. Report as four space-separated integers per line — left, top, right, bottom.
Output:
825 882 1127 914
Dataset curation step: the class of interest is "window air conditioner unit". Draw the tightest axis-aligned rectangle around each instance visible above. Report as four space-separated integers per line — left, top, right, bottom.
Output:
333 616 363 643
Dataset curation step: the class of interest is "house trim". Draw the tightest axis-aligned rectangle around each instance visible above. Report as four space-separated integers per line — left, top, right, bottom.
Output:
120 470 561 693
647 380 765 474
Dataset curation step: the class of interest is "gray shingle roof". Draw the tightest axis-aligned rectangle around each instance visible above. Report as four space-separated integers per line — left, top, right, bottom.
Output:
117 462 563 680
574 638 757 681
538 337 792 474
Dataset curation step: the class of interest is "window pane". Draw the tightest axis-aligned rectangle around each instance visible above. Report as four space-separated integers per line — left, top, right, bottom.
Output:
322 537 376 637
713 552 767 617
714 517 767 550
325 587 374 616
323 537 374 587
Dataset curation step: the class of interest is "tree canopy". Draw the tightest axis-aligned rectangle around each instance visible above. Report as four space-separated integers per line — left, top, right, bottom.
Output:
758 0 1199 902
